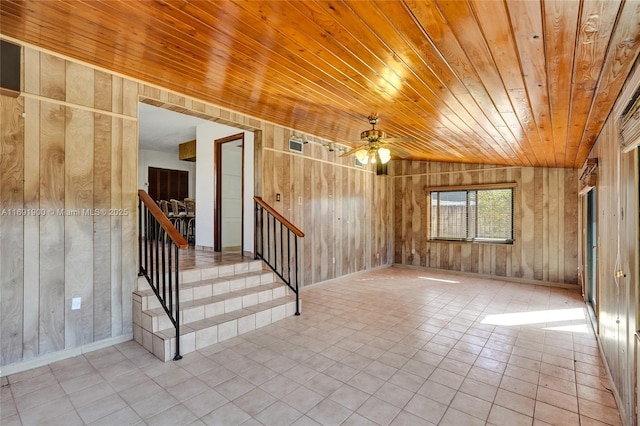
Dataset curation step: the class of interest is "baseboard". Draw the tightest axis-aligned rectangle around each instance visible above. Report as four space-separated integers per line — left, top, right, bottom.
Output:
393 263 581 289
300 263 392 291
0 334 133 377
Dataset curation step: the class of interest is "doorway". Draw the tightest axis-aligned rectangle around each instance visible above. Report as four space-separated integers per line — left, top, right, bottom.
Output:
215 133 244 253
586 188 598 319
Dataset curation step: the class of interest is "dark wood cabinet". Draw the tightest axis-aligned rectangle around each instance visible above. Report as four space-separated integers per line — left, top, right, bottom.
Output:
148 167 189 202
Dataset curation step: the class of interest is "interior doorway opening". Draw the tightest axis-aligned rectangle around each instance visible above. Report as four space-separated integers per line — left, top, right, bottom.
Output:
585 188 598 320
215 133 245 253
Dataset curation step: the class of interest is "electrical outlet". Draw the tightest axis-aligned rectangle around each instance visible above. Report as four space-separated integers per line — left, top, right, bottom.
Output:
411 248 415 254
276 193 281 202
71 297 81 310
332 257 336 264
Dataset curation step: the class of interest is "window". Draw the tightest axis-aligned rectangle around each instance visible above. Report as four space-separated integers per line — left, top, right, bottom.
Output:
429 186 514 243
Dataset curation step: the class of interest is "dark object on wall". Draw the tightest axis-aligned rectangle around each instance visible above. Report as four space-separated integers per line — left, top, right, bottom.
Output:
1 40 21 97
148 167 189 202
376 161 388 175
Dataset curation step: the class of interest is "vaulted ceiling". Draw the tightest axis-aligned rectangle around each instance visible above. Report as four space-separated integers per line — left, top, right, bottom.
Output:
2 0 640 167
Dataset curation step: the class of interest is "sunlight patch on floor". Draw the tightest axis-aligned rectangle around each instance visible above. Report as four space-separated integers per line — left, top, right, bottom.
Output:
481 308 585 326
418 276 460 284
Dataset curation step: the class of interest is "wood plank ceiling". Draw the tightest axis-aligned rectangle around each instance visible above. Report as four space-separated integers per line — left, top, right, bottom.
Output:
2 0 640 167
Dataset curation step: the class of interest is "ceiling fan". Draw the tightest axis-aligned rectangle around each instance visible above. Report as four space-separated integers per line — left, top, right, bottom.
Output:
339 114 413 164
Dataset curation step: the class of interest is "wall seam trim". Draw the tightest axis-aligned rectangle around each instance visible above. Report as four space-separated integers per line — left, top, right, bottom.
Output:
19 92 137 120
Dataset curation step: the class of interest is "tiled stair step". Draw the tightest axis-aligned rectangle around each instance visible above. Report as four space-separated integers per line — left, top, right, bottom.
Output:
181 260 264 284
136 270 277 309
151 295 300 361
135 259 265 291
138 282 292 333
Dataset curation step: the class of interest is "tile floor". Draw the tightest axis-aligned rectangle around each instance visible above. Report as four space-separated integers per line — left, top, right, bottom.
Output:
1 266 622 425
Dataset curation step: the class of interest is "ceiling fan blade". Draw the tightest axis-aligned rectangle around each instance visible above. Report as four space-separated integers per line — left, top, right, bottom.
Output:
386 145 411 158
339 145 367 157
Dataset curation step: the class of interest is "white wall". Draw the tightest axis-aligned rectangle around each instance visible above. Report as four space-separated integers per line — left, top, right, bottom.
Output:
138 149 196 197
221 143 243 249
196 123 254 252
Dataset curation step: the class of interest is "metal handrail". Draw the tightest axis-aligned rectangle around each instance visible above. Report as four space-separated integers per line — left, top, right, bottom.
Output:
254 197 304 315
138 190 188 361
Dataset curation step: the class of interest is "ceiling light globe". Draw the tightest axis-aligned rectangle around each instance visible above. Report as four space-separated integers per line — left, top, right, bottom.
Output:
378 147 391 164
355 149 368 164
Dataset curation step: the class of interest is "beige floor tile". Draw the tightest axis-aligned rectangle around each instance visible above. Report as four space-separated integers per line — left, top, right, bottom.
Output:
307 398 352 426
131 389 179 420
347 371 385 394
329 384 371 411
214 376 255 400
499 375 538 399
145 403 198 426
2 266 625 426
282 386 324 413
17 395 76 426
576 383 618 408
373 381 414 408
538 373 577 396
534 401 580 425
578 398 623 425
87 406 142 426
494 388 536 417
14 383 66 412
536 386 579 413
404 393 448 424
357 396 401 426
390 410 436 426
440 408 485 426
487 404 533 426
182 388 228 417
579 414 614 426
342 412 379 426
450 391 492 420
200 402 250 426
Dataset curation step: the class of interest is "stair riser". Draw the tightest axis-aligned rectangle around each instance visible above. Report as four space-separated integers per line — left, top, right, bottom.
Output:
135 300 300 362
136 271 275 310
136 260 264 290
136 286 291 333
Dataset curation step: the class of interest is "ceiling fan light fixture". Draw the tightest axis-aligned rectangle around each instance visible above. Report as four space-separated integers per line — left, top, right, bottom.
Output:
355 149 368 164
361 129 386 141
378 147 391 164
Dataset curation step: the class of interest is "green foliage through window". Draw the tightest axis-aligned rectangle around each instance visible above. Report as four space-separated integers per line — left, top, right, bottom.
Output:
430 188 513 243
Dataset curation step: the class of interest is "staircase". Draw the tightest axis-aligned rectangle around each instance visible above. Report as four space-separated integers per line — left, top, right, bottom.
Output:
132 258 300 361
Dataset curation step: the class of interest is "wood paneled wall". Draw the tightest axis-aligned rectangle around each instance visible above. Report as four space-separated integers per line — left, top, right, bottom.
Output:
586 85 638 424
1 42 393 368
392 161 579 285
1 48 139 366
260 134 393 287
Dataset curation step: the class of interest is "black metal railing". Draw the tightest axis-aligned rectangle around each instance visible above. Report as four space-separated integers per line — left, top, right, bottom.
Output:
138 190 188 361
254 197 304 315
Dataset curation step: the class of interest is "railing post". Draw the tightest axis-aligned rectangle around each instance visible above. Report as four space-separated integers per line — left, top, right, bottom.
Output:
138 199 143 276
294 235 300 316
173 244 182 361
267 212 271 262
287 229 291 285
272 214 277 272
254 202 258 259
